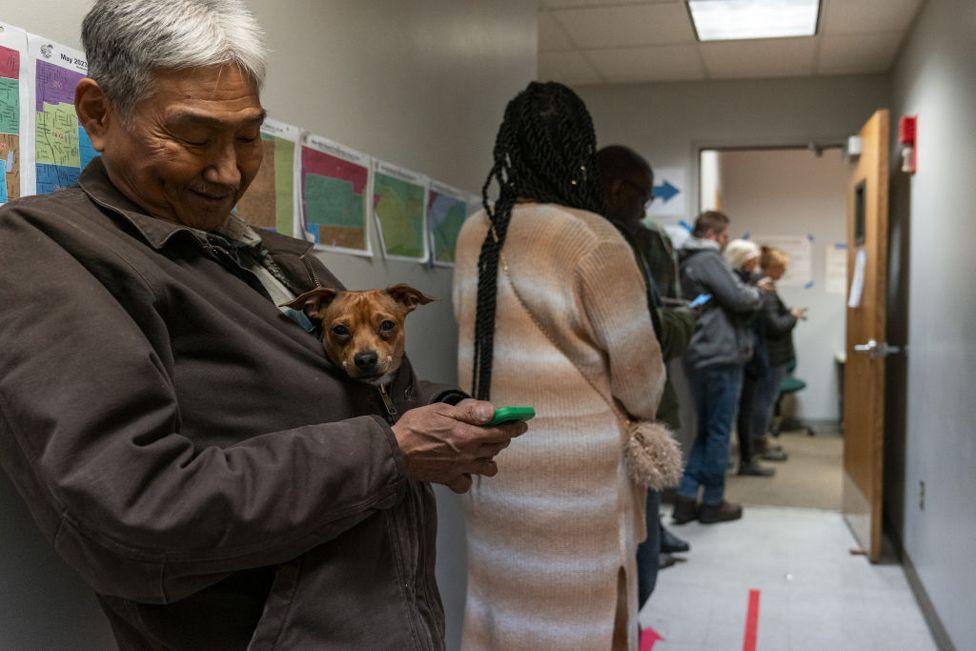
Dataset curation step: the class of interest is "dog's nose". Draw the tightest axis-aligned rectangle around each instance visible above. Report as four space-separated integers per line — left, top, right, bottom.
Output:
354 351 379 370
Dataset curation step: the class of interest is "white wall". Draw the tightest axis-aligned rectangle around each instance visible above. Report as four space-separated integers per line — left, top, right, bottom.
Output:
0 2 537 649
888 0 976 648
576 74 891 229
575 75 889 443
717 148 849 422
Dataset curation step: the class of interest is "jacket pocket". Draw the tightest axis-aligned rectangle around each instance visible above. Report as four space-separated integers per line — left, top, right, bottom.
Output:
245 559 304 651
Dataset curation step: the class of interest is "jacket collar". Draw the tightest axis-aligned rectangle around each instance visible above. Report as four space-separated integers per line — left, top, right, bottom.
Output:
77 158 313 256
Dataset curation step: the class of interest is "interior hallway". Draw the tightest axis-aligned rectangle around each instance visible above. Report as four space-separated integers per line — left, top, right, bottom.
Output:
642 506 936 651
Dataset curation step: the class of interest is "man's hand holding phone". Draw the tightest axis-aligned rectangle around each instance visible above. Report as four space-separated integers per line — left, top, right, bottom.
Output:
391 400 530 493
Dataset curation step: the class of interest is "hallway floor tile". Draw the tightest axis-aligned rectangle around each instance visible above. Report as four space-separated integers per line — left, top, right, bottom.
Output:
641 507 936 650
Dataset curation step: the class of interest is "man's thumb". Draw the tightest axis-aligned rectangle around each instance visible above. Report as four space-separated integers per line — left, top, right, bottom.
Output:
453 399 494 425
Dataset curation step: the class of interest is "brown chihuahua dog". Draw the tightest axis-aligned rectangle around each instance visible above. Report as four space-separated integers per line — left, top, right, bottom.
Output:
282 284 434 386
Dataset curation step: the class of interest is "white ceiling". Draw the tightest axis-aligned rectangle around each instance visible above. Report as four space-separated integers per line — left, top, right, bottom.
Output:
538 0 923 86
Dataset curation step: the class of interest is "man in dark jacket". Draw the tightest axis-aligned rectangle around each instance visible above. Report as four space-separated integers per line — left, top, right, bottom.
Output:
672 211 766 525
0 1 525 648
596 145 695 609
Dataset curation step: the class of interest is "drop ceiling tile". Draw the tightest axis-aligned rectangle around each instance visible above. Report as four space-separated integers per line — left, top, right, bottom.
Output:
552 3 696 49
820 0 922 36
538 50 604 86
702 37 817 79
817 32 904 74
539 11 574 51
586 44 705 82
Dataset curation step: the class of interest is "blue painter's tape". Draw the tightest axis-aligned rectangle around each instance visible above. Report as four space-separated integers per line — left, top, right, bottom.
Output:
678 219 692 233
804 281 815 289
807 234 815 242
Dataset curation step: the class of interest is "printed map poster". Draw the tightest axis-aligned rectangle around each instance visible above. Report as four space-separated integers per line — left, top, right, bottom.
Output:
426 180 467 267
299 133 372 257
27 36 98 195
0 23 29 205
235 117 300 236
372 160 428 263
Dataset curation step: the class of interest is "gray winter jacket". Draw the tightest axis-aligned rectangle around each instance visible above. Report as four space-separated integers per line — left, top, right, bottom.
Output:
679 236 762 370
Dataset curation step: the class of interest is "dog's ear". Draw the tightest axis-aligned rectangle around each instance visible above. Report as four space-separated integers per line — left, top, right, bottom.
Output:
280 287 339 319
385 284 435 313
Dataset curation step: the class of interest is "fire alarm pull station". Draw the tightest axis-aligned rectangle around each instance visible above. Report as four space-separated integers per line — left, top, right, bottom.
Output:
899 115 917 174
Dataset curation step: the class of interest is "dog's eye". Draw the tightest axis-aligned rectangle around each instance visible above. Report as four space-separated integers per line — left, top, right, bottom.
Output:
379 320 396 333
331 324 350 337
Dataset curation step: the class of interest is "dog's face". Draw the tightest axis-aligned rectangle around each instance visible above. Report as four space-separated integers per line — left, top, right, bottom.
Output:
283 284 433 385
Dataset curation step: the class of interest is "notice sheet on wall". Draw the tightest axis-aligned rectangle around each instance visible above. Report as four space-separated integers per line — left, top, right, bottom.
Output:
372 159 428 263
27 35 97 196
299 133 372 257
825 243 848 295
235 118 301 237
426 180 467 267
0 23 29 205
755 234 813 288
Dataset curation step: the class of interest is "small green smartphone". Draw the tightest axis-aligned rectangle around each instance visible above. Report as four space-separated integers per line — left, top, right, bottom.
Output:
484 406 536 427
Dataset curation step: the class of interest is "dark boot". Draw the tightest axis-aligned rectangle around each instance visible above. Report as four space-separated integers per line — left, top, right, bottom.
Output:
660 523 691 553
699 500 743 524
737 460 776 477
672 495 699 524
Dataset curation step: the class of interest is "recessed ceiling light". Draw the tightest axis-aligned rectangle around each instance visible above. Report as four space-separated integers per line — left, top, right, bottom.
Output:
687 0 821 42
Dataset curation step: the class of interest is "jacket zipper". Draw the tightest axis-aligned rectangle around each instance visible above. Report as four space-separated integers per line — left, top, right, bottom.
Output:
378 384 398 423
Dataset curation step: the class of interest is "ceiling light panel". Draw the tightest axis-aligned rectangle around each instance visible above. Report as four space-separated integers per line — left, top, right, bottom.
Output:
688 0 821 42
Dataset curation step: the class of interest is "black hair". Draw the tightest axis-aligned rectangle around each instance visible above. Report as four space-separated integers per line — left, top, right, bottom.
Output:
594 145 653 187
471 81 604 400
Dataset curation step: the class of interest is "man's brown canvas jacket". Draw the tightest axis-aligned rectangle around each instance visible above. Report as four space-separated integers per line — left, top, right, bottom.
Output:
0 159 457 649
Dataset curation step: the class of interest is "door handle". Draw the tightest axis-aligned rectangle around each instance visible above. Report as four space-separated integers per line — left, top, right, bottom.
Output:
853 339 901 359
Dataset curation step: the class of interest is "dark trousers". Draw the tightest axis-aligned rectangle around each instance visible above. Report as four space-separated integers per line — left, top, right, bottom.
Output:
737 372 757 465
678 363 744 506
636 489 661 609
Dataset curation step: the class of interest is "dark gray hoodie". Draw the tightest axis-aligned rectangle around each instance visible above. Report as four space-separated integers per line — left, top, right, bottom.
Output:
679 236 762 370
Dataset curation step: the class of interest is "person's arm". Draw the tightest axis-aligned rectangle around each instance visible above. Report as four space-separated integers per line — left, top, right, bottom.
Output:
0 213 518 605
578 239 666 421
762 292 798 335
656 306 695 362
696 254 762 314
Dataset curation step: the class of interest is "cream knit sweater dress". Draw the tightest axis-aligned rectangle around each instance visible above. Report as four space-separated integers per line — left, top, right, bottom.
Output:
453 202 666 650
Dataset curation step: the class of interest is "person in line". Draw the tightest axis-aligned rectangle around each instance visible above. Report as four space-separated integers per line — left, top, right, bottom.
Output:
596 144 695 608
672 212 768 525
725 239 776 477
753 246 807 456
454 82 678 650
0 1 526 647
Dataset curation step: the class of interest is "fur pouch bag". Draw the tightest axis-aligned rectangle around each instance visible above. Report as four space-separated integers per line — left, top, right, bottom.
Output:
624 421 683 491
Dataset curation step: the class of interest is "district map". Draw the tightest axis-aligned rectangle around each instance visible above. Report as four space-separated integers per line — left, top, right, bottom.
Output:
236 133 295 234
0 45 20 204
35 59 98 194
301 144 369 252
427 188 467 265
373 171 426 260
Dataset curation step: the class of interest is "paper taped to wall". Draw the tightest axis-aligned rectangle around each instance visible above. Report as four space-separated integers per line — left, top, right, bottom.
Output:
825 243 848 295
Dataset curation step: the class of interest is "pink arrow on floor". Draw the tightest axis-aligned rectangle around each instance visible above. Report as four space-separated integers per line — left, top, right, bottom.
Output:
639 626 664 651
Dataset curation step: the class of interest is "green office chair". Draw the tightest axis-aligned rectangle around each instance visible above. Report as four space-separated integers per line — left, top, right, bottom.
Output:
771 360 815 437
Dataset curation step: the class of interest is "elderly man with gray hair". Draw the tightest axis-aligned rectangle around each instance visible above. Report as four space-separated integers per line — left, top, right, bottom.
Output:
0 1 525 648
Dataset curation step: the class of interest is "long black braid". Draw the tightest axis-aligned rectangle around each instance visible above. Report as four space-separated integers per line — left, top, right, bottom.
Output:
472 82 604 400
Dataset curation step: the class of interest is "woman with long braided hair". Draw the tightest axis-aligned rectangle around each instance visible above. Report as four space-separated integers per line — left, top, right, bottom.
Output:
453 82 673 650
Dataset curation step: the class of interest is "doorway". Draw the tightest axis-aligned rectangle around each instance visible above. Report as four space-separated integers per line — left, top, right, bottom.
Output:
698 146 849 512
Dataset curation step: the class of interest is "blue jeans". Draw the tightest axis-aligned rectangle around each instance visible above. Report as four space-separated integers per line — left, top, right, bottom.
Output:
636 489 661 609
751 362 789 440
678 363 744 506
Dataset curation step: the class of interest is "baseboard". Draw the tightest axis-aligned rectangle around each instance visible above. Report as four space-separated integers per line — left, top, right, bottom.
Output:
899 546 957 651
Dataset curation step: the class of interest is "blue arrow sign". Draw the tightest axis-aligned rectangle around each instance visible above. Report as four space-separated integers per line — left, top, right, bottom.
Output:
652 180 680 203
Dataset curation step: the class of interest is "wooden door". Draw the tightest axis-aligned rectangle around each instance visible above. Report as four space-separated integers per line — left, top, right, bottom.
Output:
843 109 890 562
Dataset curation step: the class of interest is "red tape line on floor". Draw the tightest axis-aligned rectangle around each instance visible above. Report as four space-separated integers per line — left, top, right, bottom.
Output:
743 589 761 651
